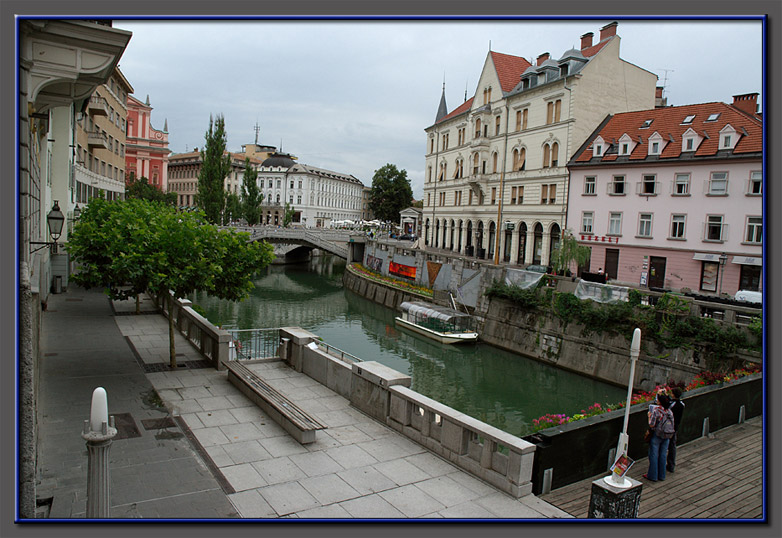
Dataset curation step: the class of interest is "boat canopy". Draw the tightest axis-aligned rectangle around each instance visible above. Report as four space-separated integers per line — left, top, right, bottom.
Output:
399 301 475 332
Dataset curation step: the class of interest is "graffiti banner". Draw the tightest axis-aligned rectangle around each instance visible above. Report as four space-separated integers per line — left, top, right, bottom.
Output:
366 255 383 271
426 261 442 288
389 261 417 280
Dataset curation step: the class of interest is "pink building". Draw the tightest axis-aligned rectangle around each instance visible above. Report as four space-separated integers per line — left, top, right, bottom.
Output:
125 94 170 191
567 94 762 296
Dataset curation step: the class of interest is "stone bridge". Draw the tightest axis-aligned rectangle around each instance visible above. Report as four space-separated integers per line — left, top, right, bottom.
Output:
226 226 356 259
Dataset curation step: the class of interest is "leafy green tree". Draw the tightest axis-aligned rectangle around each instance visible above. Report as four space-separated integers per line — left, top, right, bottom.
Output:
126 173 177 206
68 198 275 368
283 203 296 227
224 192 242 224
196 114 231 223
369 163 413 223
67 198 159 314
241 158 262 226
550 229 592 275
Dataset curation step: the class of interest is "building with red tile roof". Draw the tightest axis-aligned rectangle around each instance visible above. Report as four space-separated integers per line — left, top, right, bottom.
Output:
423 22 658 267
567 95 762 296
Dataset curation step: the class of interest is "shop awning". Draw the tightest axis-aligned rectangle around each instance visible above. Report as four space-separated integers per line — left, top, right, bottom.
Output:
692 252 722 262
732 256 762 266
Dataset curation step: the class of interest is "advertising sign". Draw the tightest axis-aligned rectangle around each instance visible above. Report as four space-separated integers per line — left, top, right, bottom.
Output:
389 261 417 280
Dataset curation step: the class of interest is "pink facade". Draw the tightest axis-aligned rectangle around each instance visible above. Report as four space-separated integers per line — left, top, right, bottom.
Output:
125 94 170 191
568 99 762 297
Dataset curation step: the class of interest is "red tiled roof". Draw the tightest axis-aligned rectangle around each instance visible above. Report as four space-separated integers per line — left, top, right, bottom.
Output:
573 101 762 164
581 37 611 58
490 51 533 93
436 97 474 124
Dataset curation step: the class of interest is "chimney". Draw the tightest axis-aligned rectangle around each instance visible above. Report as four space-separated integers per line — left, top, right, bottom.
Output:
537 52 550 66
732 93 759 115
580 32 594 50
600 21 618 41
655 87 668 108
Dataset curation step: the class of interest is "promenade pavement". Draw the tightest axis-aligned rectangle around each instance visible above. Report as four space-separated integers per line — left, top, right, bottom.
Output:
35 286 570 519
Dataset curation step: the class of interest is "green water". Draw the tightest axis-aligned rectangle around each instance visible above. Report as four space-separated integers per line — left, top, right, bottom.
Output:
190 256 626 437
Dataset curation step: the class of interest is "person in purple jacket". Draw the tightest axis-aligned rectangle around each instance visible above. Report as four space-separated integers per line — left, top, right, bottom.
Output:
644 393 675 481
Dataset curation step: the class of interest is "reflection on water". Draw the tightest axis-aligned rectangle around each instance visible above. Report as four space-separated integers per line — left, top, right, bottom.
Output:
191 255 625 436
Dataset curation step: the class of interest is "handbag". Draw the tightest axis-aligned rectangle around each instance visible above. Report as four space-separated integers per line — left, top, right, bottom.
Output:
643 429 652 443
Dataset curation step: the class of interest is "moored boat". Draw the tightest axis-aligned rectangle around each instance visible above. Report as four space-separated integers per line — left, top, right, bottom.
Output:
395 301 478 344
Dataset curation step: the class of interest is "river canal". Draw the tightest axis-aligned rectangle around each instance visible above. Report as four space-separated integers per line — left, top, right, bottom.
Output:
190 255 625 437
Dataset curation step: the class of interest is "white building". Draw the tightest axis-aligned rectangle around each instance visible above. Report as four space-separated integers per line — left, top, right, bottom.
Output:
423 21 657 267
256 151 365 227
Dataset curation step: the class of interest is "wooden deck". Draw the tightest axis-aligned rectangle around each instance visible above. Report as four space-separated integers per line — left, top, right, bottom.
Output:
540 416 764 519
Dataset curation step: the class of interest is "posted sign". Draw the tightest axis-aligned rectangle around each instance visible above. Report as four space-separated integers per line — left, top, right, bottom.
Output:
610 455 634 479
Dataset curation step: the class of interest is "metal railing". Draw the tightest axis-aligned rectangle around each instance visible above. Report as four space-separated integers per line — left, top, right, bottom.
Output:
226 328 281 361
314 340 363 365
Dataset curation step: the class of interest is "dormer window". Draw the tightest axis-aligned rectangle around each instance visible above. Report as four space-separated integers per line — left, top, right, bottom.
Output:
648 133 664 156
685 138 694 151
593 136 605 158
719 124 737 150
618 134 633 156
641 119 653 129
560 65 568 77
652 142 659 153
522 78 530 91
682 114 696 124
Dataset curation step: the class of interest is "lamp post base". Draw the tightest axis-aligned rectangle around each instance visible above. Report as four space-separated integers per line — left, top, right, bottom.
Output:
588 476 643 518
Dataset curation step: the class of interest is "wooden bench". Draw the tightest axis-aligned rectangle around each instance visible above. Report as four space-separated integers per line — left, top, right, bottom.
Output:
225 361 326 444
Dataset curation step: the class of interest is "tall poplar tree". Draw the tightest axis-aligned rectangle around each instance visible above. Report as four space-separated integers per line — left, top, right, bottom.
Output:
241 157 262 225
196 114 231 224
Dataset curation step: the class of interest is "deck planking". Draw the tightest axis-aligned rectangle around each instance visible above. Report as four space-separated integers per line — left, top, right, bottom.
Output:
539 416 763 519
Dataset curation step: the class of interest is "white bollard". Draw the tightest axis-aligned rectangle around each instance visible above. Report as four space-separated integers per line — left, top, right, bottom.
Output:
82 387 117 518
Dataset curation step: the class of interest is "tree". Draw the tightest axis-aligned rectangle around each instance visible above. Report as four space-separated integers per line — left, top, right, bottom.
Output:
67 198 159 314
283 203 296 227
224 192 242 224
126 173 177 206
68 198 275 368
550 229 592 276
196 114 232 224
368 163 413 223
241 157 262 225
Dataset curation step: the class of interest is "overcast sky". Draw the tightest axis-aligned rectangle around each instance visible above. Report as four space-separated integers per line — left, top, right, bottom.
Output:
112 18 763 198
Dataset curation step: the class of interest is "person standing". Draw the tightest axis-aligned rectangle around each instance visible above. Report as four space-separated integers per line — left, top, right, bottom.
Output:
644 393 675 482
667 387 685 472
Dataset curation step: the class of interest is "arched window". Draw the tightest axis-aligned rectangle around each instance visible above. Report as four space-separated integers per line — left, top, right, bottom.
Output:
517 222 528 265
488 221 496 259
474 119 482 139
473 153 480 175
543 144 551 168
492 152 498 173
549 223 561 267
519 148 526 171
551 142 559 167
512 149 519 170
533 223 544 264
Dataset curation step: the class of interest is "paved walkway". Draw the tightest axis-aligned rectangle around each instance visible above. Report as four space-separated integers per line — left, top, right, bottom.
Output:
36 286 569 519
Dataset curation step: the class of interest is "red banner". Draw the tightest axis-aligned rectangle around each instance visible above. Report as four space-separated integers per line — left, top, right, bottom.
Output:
389 261 417 280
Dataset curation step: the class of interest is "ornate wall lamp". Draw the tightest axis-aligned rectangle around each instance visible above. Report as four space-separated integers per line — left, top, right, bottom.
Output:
30 201 65 254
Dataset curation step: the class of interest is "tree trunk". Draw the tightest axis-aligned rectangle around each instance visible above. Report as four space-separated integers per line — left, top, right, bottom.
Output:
168 294 177 368
135 294 140 315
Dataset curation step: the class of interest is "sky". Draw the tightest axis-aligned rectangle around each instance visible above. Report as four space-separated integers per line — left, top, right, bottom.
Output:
112 18 764 199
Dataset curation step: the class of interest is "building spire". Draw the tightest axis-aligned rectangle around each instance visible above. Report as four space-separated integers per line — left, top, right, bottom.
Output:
254 121 260 145
145 94 150 106
164 118 168 132
435 79 448 123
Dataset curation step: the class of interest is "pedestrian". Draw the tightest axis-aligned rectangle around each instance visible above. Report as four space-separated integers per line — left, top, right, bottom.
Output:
644 392 675 482
667 387 685 472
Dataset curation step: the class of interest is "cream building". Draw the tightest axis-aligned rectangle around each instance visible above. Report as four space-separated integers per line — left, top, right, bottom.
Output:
423 21 657 266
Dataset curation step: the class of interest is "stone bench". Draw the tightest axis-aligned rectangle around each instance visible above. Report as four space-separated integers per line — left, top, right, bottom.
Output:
225 361 326 444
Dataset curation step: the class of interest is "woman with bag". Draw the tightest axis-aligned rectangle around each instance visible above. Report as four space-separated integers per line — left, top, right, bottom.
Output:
643 393 675 481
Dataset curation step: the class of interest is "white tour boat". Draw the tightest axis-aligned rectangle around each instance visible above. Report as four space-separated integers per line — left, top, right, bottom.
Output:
395 301 479 344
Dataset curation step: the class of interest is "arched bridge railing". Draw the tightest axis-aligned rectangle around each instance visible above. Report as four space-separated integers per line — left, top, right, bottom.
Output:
223 226 351 259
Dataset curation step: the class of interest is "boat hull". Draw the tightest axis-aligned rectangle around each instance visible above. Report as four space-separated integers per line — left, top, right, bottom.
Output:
394 316 478 344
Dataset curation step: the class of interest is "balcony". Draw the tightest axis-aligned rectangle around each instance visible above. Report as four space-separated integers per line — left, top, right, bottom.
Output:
73 162 124 195
87 130 110 150
470 136 489 149
87 96 109 116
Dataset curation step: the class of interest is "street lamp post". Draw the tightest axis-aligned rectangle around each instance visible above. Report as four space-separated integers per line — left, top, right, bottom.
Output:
30 201 65 254
605 327 642 489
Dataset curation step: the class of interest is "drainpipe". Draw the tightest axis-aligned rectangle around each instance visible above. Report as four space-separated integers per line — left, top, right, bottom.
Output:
493 103 510 265
431 129 440 248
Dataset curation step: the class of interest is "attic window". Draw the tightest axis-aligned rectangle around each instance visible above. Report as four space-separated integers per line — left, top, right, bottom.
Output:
560 65 568 77
706 113 721 122
621 143 629 155
641 119 653 128
682 115 696 124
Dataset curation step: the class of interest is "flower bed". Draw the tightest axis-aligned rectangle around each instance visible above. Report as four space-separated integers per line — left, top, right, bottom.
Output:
348 263 434 298
529 363 762 433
